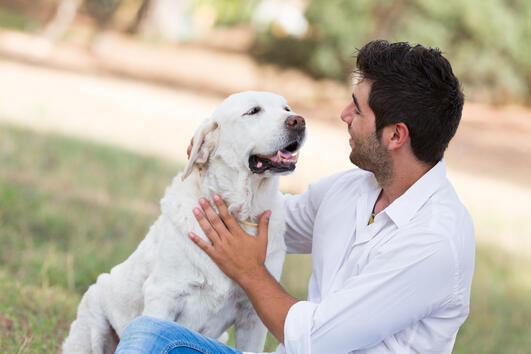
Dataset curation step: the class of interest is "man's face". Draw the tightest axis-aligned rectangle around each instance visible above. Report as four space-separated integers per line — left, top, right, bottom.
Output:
340 79 391 175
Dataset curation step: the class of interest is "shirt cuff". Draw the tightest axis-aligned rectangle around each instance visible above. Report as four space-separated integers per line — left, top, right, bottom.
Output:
284 300 318 354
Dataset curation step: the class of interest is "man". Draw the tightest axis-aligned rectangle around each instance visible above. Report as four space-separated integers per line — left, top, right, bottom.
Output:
116 40 475 353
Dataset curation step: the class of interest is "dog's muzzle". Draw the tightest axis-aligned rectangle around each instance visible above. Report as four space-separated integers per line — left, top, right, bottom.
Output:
249 116 306 174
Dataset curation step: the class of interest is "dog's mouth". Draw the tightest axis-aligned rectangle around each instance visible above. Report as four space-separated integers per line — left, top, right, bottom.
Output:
249 140 301 174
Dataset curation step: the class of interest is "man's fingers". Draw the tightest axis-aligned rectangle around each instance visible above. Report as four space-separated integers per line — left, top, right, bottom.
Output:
257 210 271 247
188 232 216 256
213 194 240 232
193 207 221 244
199 198 229 236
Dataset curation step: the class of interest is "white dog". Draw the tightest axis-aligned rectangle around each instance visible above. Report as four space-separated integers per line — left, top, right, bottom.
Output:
62 91 306 353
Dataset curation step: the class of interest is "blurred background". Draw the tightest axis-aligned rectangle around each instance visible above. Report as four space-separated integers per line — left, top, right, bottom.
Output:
0 0 530 352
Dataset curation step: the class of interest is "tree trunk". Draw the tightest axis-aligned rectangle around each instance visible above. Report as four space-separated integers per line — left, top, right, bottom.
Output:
42 0 83 41
126 0 153 34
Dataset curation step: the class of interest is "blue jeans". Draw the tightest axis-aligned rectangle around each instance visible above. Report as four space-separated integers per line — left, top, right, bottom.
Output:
115 316 243 354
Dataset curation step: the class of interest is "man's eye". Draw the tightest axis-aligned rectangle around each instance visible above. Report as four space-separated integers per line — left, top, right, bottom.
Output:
284 106 291 112
245 106 262 115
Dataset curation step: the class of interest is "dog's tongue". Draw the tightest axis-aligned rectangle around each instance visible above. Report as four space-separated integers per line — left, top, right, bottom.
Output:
280 151 294 159
269 150 296 163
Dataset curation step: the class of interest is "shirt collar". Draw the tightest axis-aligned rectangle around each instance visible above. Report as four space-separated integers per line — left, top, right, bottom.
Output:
384 160 448 228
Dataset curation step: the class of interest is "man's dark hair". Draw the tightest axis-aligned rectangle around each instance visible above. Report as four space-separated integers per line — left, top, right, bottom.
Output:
355 40 464 165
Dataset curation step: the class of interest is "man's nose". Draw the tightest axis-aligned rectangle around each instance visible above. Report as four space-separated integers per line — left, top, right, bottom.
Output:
285 115 306 131
340 103 354 125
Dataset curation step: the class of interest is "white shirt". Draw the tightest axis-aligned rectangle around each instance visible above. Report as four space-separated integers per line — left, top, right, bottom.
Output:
270 160 475 354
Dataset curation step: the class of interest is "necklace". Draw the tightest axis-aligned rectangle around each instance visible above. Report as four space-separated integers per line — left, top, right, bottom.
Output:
368 213 376 225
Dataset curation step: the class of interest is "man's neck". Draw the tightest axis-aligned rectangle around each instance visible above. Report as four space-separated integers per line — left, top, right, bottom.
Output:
373 159 433 214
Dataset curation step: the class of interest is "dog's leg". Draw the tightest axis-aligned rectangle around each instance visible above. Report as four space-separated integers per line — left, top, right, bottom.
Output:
63 285 108 354
233 302 268 352
63 295 92 353
142 273 188 321
233 249 286 352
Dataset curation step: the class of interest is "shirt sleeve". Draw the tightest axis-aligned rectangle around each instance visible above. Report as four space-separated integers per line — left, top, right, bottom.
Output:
282 171 353 254
283 230 457 353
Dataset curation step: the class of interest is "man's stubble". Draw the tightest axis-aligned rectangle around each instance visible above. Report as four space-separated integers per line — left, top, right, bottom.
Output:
350 131 393 185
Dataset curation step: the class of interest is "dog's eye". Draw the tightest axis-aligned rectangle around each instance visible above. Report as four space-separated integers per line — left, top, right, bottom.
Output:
284 106 291 112
245 106 262 116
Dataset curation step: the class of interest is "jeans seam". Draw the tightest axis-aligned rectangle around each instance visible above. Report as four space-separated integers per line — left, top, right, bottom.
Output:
163 341 212 354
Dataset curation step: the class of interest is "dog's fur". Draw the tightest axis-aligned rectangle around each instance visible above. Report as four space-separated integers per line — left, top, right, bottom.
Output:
62 91 305 353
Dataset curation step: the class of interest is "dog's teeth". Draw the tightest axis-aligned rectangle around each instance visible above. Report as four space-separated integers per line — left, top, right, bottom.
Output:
280 157 297 164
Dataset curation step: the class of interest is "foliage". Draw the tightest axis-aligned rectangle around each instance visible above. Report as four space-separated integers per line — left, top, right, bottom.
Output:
83 0 121 25
251 0 531 105
198 0 260 26
82 0 261 28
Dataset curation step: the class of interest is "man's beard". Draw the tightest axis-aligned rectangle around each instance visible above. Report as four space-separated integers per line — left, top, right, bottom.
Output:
350 131 392 184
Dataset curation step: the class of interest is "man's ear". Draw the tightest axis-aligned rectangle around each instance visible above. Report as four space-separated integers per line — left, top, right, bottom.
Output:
387 122 409 151
182 120 219 180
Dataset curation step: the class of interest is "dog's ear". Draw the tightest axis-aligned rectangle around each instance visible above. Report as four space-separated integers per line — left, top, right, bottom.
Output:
182 120 219 180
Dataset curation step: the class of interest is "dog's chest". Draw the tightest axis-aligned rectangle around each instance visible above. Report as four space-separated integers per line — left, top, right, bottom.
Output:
176 279 247 337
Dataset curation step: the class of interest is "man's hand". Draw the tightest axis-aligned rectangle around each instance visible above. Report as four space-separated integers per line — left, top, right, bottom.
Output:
188 194 298 343
188 195 270 283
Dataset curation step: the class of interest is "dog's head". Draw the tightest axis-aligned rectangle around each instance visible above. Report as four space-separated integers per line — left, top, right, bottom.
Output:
183 91 305 179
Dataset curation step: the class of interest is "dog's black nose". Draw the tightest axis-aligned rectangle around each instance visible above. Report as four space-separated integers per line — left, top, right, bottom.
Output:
285 115 306 131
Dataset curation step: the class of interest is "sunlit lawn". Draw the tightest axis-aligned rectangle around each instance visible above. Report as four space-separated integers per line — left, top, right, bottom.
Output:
0 124 529 353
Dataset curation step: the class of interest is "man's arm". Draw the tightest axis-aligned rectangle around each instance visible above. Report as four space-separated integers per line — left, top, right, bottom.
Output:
188 195 297 343
237 267 298 343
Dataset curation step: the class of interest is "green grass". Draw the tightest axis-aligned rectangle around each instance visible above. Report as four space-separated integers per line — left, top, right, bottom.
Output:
0 123 529 352
0 7 41 32
0 123 178 352
454 243 531 354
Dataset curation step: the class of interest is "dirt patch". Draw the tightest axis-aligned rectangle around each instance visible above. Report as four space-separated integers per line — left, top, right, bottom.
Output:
0 313 14 339
447 103 531 188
